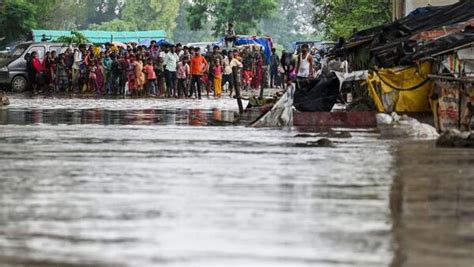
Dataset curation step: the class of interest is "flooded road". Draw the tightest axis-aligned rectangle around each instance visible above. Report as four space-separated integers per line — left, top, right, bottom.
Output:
0 96 472 267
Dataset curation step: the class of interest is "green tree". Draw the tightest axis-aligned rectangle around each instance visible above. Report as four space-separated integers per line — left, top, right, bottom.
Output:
29 0 60 28
92 0 180 36
187 0 278 37
313 0 391 40
0 0 37 47
260 0 321 50
54 31 90 45
81 0 124 27
173 0 214 44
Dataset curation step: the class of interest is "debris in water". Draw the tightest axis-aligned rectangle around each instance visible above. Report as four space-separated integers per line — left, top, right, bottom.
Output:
295 131 352 139
376 112 439 139
0 91 9 106
250 86 295 127
294 138 336 148
436 129 474 148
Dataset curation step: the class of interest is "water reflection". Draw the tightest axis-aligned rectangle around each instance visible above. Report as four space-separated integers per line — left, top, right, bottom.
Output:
390 141 474 267
1 98 473 267
0 108 240 126
0 108 393 267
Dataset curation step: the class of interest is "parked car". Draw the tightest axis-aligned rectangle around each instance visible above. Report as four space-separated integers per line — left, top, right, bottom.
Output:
0 42 70 92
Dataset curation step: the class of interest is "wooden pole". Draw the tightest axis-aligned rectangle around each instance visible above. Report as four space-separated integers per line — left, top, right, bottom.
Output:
259 66 268 99
233 66 244 114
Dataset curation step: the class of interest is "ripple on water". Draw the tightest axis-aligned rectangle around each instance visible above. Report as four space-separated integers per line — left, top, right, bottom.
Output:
0 108 394 267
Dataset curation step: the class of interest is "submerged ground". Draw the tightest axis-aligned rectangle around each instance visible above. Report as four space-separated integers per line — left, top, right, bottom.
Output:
0 95 472 267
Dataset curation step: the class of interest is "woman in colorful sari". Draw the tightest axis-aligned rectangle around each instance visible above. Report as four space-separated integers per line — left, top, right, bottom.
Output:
95 59 105 95
126 55 137 95
134 54 145 96
251 53 263 90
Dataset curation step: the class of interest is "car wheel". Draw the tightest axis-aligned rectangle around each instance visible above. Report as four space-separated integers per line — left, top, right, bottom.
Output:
11 75 28 92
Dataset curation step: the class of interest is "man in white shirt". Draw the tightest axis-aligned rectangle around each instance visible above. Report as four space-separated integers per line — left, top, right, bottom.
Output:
72 44 86 91
164 45 179 97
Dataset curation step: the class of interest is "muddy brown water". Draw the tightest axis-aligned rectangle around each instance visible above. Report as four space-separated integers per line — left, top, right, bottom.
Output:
0 96 472 267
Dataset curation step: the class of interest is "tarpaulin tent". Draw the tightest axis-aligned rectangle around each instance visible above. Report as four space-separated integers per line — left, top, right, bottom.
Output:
31 30 167 44
139 39 173 47
216 36 273 65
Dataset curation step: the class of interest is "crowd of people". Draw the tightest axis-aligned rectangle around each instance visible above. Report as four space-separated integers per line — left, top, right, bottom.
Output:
25 39 294 99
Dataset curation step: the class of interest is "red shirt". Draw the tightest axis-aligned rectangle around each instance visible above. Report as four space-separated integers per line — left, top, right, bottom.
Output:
33 58 43 73
144 64 156 80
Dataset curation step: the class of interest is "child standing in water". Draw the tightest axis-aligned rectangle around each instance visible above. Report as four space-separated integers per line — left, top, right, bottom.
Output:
176 57 190 98
213 59 223 98
144 58 157 96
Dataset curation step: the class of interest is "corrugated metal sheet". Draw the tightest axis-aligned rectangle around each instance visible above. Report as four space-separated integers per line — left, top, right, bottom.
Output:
338 0 474 69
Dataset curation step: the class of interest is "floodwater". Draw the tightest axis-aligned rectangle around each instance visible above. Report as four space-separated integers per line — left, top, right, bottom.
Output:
0 95 472 267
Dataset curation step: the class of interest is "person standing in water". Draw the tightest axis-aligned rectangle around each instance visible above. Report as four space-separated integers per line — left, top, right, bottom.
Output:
270 48 280 88
189 47 208 99
295 44 314 87
213 59 223 98
280 50 295 87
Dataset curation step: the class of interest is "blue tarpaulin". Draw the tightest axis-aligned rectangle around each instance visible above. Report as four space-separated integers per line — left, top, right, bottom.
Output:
217 36 273 65
139 38 171 47
254 38 272 65
406 6 445 18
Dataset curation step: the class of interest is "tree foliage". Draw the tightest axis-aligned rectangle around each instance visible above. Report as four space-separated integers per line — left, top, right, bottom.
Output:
173 0 214 44
0 0 183 49
54 31 90 45
187 0 278 37
260 0 320 50
91 0 180 35
312 0 391 40
0 0 37 47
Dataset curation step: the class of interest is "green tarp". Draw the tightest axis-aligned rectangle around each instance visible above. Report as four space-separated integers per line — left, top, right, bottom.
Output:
31 30 167 44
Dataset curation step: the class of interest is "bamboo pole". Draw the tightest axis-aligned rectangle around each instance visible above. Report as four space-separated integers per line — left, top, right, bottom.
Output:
233 66 244 114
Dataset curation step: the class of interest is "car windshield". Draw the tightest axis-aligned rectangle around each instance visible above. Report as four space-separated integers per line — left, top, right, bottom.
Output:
0 44 29 59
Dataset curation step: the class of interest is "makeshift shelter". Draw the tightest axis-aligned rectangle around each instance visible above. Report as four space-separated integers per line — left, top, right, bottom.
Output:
321 0 474 130
426 41 474 131
30 30 167 44
334 0 474 70
217 36 273 65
